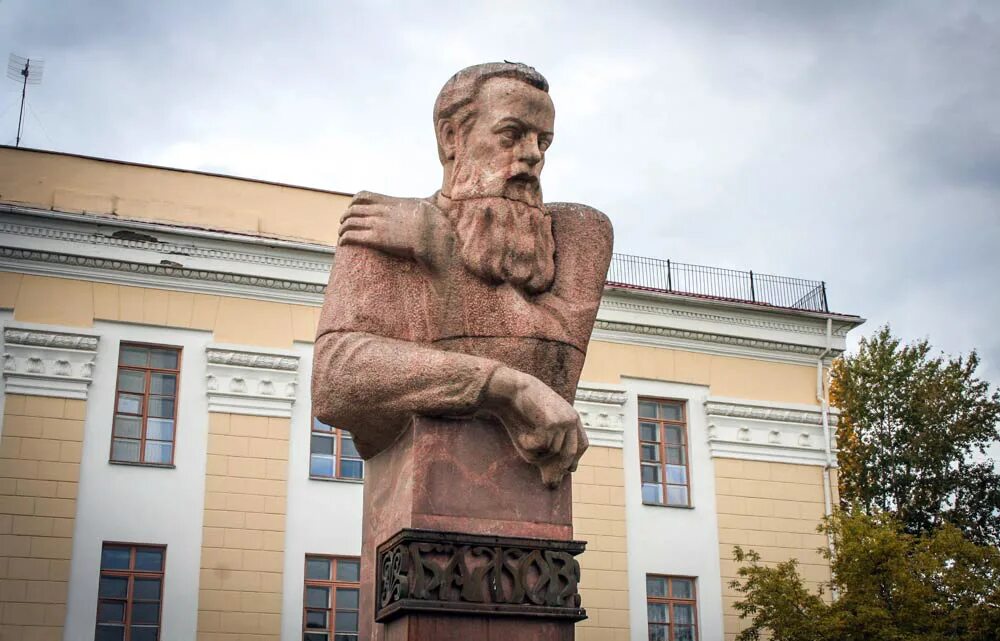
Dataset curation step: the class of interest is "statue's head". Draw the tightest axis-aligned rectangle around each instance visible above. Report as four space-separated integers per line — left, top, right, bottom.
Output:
434 62 554 207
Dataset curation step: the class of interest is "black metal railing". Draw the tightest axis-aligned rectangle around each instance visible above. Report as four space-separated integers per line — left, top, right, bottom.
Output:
606 253 829 312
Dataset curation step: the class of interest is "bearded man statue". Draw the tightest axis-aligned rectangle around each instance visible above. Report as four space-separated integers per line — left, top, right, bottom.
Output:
313 62 613 489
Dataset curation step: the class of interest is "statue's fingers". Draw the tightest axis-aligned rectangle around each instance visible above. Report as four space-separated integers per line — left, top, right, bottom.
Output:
338 217 374 236
568 425 588 473
349 190 385 206
340 204 385 223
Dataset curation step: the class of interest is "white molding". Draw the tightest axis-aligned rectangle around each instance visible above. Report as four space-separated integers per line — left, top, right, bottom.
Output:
704 397 836 467
204 345 300 417
574 382 628 448
2 322 100 399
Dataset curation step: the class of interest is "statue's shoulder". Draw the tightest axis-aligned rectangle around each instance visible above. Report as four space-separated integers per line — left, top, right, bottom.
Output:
545 202 614 250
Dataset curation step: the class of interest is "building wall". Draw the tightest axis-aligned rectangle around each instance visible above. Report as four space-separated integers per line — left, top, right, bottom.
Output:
0 147 352 245
0 393 83 641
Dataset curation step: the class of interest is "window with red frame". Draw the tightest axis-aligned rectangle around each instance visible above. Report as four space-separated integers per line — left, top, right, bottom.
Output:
646 575 698 641
639 398 691 506
310 418 363 480
111 343 181 465
95 543 165 641
303 555 360 640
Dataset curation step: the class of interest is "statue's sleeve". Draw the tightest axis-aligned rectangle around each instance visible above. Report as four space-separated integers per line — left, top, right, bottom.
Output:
311 242 501 458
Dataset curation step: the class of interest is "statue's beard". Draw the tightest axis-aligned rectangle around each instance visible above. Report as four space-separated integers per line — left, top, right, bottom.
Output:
445 196 555 295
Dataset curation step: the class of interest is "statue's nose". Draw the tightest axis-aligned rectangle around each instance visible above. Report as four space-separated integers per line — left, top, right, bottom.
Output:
517 136 542 167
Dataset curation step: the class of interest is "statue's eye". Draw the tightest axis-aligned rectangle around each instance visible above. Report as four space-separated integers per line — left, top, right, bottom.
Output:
498 129 519 145
539 136 552 152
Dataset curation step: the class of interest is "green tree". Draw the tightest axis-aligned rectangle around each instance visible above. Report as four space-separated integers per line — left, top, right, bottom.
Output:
730 511 1000 641
831 325 1000 546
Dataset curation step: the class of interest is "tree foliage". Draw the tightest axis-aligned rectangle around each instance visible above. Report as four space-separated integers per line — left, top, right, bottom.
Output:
731 511 1000 641
831 325 1000 546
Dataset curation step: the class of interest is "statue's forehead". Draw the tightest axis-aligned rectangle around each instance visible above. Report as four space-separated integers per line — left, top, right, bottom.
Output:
476 77 555 130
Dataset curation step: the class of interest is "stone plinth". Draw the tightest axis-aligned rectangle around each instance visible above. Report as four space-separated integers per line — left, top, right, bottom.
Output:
359 415 585 641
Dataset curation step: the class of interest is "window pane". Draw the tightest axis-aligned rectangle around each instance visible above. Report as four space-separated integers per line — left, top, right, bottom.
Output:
132 602 159 624
96 625 125 641
642 483 663 504
335 611 359 632
306 557 331 580
337 587 359 609
99 576 128 598
641 464 661 483
674 603 695 624
648 623 668 641
666 446 685 465
666 465 687 485
306 609 328 629
150 373 176 395
130 626 158 641
674 626 695 641
117 394 142 415
340 459 364 480
101 546 130 570
640 422 659 442
97 600 125 623
112 438 140 462
144 441 173 464
149 348 178 369
665 426 683 444
134 578 161 600
640 444 660 462
341 436 359 458
306 586 329 608
671 578 694 599
312 417 334 432
135 548 164 571
113 415 142 439
146 418 174 441
311 435 335 456
638 400 658 418
659 403 683 420
118 370 146 394
646 576 667 597
647 602 668 623
310 455 335 478
147 397 175 419
336 559 360 582
667 486 689 506
305 634 329 641
120 346 148 367
334 635 358 641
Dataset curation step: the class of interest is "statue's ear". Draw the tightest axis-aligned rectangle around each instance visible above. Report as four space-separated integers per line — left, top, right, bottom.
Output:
437 119 457 161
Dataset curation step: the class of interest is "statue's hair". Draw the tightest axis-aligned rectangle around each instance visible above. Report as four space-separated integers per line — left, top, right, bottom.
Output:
433 62 549 163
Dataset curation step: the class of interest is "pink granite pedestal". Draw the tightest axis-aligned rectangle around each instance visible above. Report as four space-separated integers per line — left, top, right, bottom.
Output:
359 415 585 641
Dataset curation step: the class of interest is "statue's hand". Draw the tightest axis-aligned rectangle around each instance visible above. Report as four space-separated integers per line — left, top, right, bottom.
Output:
339 191 452 271
480 366 589 489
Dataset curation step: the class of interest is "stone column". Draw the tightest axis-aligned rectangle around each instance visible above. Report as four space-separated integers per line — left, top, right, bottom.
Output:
360 416 585 641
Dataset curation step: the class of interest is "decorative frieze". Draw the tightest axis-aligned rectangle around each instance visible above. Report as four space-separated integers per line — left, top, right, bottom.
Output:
376 529 586 623
2 325 100 399
204 345 300 417
704 398 836 467
574 383 628 449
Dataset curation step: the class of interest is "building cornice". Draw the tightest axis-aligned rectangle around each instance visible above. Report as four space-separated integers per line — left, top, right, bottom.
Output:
574 382 628 449
2 322 100 400
205 345 300 418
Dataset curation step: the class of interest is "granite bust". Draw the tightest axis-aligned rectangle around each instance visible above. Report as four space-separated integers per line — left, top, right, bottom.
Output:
312 62 614 489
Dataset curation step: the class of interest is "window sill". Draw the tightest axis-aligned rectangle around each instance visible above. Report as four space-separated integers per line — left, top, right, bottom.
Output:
309 475 364 484
109 460 176 469
642 501 694 510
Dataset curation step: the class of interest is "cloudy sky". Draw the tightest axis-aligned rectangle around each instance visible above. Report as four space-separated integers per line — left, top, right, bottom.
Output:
2 1 999 389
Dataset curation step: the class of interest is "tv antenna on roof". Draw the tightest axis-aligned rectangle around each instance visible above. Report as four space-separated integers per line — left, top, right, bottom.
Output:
6 53 44 147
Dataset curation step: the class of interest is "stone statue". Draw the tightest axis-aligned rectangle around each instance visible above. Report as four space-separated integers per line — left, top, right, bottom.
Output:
313 62 613 488
312 62 613 639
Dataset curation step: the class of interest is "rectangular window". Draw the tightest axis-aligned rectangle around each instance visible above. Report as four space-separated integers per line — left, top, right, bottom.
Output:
111 343 181 466
310 418 364 481
646 575 698 641
639 398 690 506
95 543 165 641
303 555 361 641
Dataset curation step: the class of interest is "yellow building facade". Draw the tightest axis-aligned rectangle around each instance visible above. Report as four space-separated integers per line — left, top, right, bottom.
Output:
0 146 863 641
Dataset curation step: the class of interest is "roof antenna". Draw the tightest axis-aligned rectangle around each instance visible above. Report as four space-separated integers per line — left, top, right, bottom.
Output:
6 54 45 147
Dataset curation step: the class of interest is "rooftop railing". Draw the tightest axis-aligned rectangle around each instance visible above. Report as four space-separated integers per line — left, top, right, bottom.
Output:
606 253 829 313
